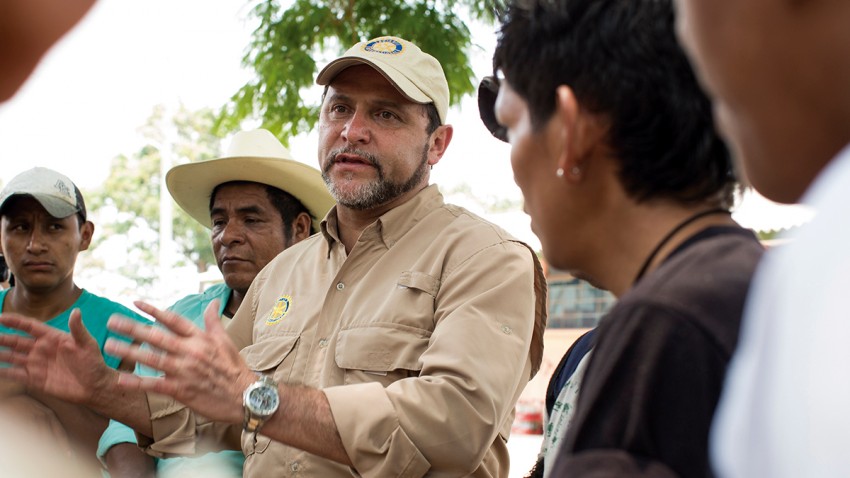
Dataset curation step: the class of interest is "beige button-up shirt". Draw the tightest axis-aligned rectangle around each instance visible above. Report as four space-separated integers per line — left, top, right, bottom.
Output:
142 185 547 477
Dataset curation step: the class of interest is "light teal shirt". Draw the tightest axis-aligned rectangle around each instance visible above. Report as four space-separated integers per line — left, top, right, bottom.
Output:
97 283 245 477
0 288 148 369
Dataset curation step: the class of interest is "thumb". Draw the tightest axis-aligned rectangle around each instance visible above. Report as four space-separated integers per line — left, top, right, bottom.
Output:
68 308 96 348
203 299 225 335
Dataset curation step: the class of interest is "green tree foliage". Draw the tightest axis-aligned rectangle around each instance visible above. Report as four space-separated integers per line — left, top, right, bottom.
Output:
87 105 224 286
217 0 502 141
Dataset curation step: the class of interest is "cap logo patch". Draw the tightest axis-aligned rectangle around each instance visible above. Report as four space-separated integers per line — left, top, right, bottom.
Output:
266 295 292 325
53 179 73 199
363 38 403 55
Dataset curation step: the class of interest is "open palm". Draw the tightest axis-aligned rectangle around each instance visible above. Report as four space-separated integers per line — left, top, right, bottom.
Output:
0 310 115 404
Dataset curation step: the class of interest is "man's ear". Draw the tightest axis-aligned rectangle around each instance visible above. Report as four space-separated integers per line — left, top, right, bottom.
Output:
79 220 94 251
290 212 313 244
427 124 454 168
553 85 605 181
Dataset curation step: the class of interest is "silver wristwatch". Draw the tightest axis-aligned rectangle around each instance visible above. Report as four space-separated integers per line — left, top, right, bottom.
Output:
242 374 280 433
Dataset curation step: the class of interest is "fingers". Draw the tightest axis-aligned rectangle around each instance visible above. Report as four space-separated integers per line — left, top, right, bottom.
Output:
104 339 179 376
0 332 33 355
0 364 27 382
0 348 26 368
0 313 55 338
133 301 199 338
203 299 225 335
107 315 182 356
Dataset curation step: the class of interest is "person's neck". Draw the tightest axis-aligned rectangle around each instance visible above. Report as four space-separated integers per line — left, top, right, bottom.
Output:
334 185 426 254
4 281 83 322
225 288 243 318
588 201 735 297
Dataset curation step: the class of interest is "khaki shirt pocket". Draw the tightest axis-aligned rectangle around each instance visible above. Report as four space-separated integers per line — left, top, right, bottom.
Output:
240 334 299 456
335 324 431 388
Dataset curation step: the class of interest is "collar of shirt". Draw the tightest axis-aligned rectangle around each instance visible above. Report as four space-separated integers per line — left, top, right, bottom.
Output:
319 184 444 254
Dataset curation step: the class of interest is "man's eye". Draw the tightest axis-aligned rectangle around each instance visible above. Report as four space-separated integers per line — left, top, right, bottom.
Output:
378 111 397 120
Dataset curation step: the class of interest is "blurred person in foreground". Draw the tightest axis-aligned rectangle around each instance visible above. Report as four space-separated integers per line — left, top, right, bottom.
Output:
0 35 546 477
99 128 333 477
1 1 113 475
481 0 764 475
0 167 149 470
1 0 97 103
671 0 850 476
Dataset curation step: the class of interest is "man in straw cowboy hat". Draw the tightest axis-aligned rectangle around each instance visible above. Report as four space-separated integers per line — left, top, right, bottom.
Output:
0 36 546 477
99 128 333 477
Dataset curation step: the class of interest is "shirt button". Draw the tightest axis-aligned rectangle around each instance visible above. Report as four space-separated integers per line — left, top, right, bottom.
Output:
501 325 513 335
336 282 345 291
290 461 300 472
318 338 328 348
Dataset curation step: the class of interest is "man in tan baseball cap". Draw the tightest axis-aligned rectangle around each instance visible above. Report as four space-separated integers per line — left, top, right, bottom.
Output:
0 37 545 478
316 36 450 124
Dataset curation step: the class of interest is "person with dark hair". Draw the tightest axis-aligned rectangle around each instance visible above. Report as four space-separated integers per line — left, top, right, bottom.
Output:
0 167 150 471
480 0 764 476
0 254 10 289
0 37 546 477
670 1 850 476
99 129 334 478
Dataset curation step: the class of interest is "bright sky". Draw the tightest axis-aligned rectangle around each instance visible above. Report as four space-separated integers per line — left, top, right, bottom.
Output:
0 0 814 255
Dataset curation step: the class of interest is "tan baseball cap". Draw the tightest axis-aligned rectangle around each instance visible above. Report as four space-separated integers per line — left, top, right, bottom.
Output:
166 129 335 233
316 36 450 124
0 167 87 220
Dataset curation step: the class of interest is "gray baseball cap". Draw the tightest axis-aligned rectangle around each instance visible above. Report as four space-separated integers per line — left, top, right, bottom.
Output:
0 167 87 220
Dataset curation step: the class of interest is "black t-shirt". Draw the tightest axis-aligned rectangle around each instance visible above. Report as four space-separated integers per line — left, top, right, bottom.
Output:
551 226 764 478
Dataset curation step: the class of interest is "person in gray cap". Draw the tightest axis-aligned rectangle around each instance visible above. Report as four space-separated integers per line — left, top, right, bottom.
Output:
0 166 149 470
0 36 546 477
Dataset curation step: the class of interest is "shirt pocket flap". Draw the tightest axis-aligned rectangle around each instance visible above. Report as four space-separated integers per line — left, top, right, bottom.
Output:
240 334 299 372
335 325 431 372
397 271 440 298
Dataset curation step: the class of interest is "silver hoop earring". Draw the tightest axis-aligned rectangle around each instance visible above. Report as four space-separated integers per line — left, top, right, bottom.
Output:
556 168 565 178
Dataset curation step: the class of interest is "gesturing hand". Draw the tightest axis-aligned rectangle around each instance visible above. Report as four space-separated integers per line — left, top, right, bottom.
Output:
104 300 256 425
0 310 116 404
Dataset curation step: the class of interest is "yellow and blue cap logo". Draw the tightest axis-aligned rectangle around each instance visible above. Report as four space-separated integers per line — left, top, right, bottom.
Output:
363 37 404 55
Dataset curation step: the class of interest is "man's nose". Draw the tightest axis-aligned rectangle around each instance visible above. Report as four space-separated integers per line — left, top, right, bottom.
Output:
341 110 371 144
220 221 245 245
26 229 47 252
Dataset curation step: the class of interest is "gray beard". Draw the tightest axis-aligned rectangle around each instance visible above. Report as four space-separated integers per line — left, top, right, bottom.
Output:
322 145 430 210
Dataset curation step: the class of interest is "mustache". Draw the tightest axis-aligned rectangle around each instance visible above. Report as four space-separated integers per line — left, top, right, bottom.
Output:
324 147 381 173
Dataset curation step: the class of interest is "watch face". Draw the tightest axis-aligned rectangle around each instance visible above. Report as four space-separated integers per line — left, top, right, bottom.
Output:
247 384 280 416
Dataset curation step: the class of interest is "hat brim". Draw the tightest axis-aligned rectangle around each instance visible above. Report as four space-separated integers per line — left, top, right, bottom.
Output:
166 156 335 233
317 57 432 105
0 193 79 219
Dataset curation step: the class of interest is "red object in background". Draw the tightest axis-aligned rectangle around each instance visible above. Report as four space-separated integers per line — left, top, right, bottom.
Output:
512 400 544 435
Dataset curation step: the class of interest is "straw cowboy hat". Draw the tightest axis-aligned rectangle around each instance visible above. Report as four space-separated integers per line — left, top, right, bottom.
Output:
166 129 334 233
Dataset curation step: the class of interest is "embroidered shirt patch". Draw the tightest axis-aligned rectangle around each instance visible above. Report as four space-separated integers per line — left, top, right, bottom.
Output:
266 295 292 325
